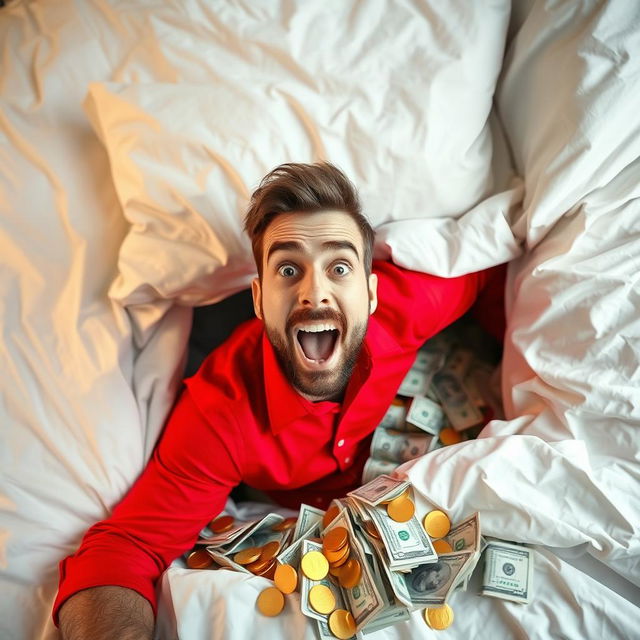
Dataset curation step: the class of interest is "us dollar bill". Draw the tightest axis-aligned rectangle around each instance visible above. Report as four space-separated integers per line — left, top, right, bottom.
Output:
293 503 325 542
348 474 409 507
432 368 483 431
361 457 400 484
220 512 284 555
364 502 438 570
402 552 475 607
370 427 435 464
277 522 320 569
443 512 481 553
398 367 431 397
481 540 534 604
405 396 446 436
323 509 385 631
377 400 407 429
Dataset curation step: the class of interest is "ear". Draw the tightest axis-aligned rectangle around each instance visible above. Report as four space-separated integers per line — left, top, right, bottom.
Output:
367 273 378 315
251 277 263 320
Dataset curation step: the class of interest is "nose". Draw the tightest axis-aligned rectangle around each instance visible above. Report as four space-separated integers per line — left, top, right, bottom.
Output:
298 267 330 307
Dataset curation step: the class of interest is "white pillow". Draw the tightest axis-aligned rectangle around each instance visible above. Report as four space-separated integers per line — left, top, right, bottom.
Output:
84 3 510 306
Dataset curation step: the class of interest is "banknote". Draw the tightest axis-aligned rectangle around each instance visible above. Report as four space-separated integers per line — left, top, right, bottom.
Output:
481 540 534 604
300 539 344 623
432 369 483 431
405 396 446 435
361 457 400 484
222 512 284 555
197 518 257 547
323 509 385 631
397 367 431 397
277 522 320 568
348 474 409 507
368 536 412 607
205 547 251 574
402 551 475 607
364 503 438 570
293 503 325 542
370 427 435 464
377 401 407 430
443 512 481 553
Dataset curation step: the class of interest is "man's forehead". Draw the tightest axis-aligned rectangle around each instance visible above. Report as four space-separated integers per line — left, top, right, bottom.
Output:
263 210 363 257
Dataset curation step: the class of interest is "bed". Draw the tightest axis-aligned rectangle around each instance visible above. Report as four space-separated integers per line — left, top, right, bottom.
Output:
1 1 639 639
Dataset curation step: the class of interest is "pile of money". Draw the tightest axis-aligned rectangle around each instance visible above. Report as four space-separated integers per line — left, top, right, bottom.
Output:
187 475 529 637
363 321 503 484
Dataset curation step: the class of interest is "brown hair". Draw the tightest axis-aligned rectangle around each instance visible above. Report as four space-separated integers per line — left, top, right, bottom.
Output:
244 162 374 276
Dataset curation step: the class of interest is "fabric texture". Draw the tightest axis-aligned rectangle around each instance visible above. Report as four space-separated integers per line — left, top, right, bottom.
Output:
53 260 490 620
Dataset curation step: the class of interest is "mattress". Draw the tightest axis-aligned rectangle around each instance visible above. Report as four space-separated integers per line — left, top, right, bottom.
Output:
1 1 639 639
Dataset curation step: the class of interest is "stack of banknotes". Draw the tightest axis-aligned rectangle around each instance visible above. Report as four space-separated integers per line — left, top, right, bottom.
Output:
362 320 503 484
192 474 533 638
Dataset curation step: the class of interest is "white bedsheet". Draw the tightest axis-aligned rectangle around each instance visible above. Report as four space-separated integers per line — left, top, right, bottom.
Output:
1 1 639 639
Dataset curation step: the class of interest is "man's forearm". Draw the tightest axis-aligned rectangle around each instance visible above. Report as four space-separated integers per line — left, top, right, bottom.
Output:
58 586 154 640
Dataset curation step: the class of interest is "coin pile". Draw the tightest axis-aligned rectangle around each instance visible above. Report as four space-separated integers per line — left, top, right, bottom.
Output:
233 539 281 579
321 526 362 589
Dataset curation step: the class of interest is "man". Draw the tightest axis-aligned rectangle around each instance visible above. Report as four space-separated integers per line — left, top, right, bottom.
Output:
55 162 500 639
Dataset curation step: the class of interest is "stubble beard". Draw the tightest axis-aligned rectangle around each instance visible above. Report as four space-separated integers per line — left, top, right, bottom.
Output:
265 313 369 402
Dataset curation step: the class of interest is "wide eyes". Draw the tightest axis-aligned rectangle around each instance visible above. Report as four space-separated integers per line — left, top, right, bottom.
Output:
278 264 299 278
276 261 351 278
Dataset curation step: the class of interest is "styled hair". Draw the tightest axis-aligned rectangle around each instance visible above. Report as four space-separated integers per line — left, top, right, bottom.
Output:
244 162 374 276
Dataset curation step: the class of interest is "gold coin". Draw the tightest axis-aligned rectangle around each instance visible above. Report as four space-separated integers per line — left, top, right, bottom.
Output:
424 604 454 630
363 521 380 539
423 510 451 539
301 550 329 580
256 586 285 617
260 540 281 561
338 557 362 589
272 516 298 532
323 526 349 552
246 556 273 574
257 559 278 580
433 539 453 554
274 563 298 594
439 427 463 446
324 543 350 565
186 549 213 570
380 487 410 505
328 609 356 639
234 546 262 565
309 584 336 615
387 496 415 522
209 515 234 533
322 505 340 530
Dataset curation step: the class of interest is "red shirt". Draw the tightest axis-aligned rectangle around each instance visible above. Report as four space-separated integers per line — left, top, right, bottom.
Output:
53 261 494 621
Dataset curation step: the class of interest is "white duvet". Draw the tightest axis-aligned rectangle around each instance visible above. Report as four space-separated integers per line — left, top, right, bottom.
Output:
1 1 638 639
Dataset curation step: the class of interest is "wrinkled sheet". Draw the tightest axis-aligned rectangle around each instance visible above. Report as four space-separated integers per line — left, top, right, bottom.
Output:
1 1 639 639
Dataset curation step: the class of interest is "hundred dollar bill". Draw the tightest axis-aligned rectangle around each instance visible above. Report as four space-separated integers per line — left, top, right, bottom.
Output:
221 512 284 555
300 539 346 623
398 367 430 397
481 540 534 604
277 522 320 568
293 503 325 542
443 512 481 553
364 502 438 570
361 457 400 484
370 427 435 464
323 510 385 631
405 396 446 436
403 552 475 607
432 369 483 431
348 474 409 507
377 399 407 429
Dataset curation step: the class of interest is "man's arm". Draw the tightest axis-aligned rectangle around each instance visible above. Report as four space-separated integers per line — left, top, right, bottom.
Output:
53 390 244 632
58 586 153 640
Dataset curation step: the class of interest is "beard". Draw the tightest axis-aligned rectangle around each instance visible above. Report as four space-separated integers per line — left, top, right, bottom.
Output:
265 307 368 402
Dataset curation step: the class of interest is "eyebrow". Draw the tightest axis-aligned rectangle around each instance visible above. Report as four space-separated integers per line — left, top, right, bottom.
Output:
266 240 360 262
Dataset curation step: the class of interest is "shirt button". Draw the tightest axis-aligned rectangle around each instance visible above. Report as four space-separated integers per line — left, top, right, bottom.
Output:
337 439 345 447
345 457 351 464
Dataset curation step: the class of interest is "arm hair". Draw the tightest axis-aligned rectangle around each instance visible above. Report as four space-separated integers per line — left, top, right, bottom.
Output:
58 586 154 640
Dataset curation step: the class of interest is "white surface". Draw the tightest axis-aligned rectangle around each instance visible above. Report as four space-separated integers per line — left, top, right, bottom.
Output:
1 1 639 639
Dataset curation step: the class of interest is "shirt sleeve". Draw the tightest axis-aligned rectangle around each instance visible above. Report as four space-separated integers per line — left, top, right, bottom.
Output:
372 259 497 350
53 389 243 624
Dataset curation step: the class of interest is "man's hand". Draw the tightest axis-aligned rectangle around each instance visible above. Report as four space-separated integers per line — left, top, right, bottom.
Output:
58 586 154 640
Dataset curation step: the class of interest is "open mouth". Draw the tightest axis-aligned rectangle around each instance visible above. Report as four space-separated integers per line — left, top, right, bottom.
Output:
295 323 340 364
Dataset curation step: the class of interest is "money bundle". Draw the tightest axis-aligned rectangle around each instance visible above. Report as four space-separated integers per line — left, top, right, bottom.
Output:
363 320 503 484
189 475 495 637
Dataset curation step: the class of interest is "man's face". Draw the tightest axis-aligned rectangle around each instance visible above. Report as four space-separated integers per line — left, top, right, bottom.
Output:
252 210 378 402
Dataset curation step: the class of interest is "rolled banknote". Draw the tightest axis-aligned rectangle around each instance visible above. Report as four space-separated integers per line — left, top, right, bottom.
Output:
481 539 534 604
361 457 400 485
370 427 436 464
405 396 446 436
